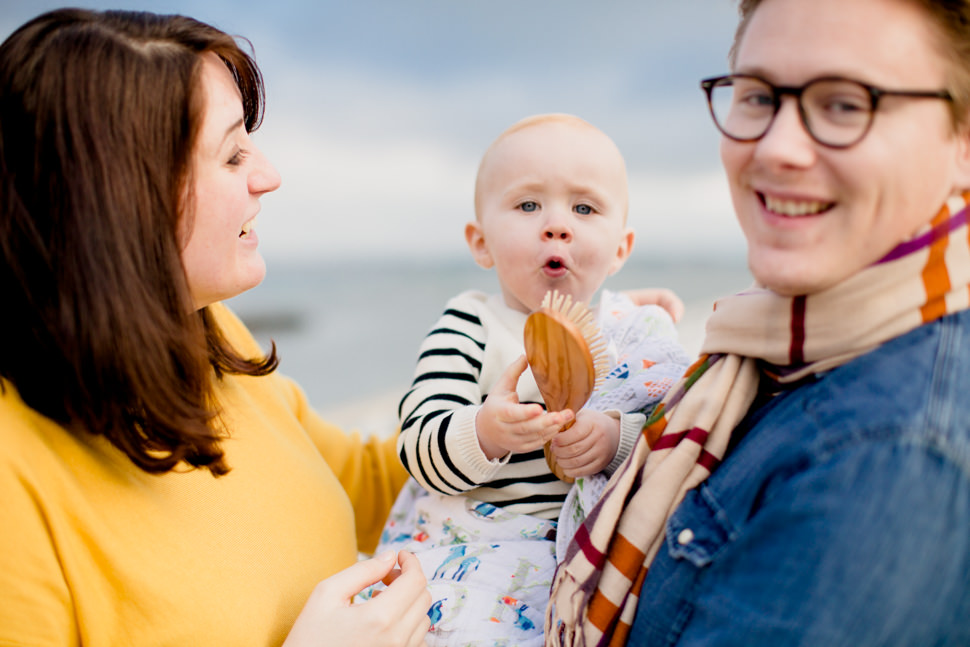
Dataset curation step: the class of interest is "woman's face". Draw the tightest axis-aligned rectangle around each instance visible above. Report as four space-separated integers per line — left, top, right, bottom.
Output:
723 0 970 295
181 53 281 310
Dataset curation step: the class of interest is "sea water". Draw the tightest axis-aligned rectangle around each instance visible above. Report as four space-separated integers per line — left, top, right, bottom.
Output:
226 257 752 434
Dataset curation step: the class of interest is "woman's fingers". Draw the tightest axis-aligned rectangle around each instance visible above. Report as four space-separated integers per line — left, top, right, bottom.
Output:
327 550 397 601
376 552 431 645
372 551 430 616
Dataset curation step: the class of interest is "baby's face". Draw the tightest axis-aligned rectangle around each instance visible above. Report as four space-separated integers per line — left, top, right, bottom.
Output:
467 120 633 314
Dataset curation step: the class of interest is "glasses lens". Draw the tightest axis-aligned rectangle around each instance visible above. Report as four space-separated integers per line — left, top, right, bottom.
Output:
801 79 872 147
708 76 775 141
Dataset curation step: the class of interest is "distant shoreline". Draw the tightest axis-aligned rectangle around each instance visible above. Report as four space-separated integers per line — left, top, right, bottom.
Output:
231 257 749 425
318 296 714 439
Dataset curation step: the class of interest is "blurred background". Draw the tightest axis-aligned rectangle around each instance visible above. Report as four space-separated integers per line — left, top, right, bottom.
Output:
1 1 752 432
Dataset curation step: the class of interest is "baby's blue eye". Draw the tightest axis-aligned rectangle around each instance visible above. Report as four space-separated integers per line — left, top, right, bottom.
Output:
575 204 592 215
519 201 538 212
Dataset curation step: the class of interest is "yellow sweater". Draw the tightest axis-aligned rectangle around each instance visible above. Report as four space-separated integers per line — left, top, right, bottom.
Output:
0 303 408 646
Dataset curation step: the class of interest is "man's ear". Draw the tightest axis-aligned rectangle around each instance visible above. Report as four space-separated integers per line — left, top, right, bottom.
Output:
955 121 970 192
608 227 635 275
465 221 494 269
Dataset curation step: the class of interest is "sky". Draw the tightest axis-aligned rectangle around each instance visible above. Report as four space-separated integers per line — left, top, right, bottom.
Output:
1 1 747 265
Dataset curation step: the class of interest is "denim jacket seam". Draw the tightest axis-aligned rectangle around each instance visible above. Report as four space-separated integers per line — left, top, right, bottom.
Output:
911 431 970 481
698 482 740 544
925 314 970 476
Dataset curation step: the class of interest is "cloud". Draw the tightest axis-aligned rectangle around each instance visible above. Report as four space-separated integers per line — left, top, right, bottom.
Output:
2 0 747 264
250 51 743 263
256 121 476 262
255 102 740 264
628 169 743 261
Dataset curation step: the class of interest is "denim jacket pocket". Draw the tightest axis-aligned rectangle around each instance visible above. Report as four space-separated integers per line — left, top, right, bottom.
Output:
665 484 737 568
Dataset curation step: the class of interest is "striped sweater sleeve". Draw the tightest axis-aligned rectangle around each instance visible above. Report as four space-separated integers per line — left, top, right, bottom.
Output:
396 297 508 495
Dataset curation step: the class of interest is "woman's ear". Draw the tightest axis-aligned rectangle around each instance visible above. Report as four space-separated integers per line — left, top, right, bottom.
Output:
465 221 494 269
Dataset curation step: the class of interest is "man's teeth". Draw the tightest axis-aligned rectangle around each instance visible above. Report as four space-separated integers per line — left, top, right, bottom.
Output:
764 196 831 217
240 218 255 235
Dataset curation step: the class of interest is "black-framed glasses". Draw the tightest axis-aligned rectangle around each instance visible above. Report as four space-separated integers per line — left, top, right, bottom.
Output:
700 74 953 149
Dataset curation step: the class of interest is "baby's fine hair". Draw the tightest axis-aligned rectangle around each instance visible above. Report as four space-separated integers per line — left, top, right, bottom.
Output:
473 113 624 219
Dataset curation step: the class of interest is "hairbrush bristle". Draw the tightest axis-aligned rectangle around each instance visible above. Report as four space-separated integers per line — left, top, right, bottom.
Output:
542 290 609 388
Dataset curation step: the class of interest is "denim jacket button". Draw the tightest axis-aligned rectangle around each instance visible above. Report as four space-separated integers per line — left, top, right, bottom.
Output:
677 528 695 545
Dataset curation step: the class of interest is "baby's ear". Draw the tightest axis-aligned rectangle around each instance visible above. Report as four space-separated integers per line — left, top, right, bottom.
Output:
608 227 635 275
465 221 494 269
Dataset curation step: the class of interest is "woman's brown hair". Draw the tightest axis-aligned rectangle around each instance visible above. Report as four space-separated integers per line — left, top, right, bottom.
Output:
0 9 278 475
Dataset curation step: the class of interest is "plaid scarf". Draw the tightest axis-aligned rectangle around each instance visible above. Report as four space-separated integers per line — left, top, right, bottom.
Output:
546 193 970 646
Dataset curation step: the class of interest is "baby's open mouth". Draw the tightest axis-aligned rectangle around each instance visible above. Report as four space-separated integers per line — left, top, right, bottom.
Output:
543 257 568 276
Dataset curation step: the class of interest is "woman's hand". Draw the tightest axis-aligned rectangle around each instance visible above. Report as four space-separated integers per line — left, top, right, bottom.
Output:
284 550 431 647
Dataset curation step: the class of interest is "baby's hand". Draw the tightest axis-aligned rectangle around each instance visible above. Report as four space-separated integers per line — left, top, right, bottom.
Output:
476 355 573 460
623 287 685 323
548 410 620 478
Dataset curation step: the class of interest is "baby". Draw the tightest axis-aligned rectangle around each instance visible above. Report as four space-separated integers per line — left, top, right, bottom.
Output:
373 114 690 646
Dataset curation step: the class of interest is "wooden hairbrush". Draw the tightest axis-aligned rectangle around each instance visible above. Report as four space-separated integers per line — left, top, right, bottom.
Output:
523 290 608 483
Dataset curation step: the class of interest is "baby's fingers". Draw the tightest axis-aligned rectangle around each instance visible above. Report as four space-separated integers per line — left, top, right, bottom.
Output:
492 355 530 396
522 410 574 446
496 401 546 426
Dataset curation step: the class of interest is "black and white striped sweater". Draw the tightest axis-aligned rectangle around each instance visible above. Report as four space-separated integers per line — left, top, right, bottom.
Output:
397 291 641 520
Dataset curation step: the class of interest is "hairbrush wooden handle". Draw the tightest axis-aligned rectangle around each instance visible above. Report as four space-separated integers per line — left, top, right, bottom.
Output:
524 308 597 413
524 306 599 484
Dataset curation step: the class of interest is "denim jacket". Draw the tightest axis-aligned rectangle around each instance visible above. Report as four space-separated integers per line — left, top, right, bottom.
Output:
628 310 970 647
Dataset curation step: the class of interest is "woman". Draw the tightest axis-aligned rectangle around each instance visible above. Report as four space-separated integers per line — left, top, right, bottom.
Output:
0 9 429 646
549 0 970 645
